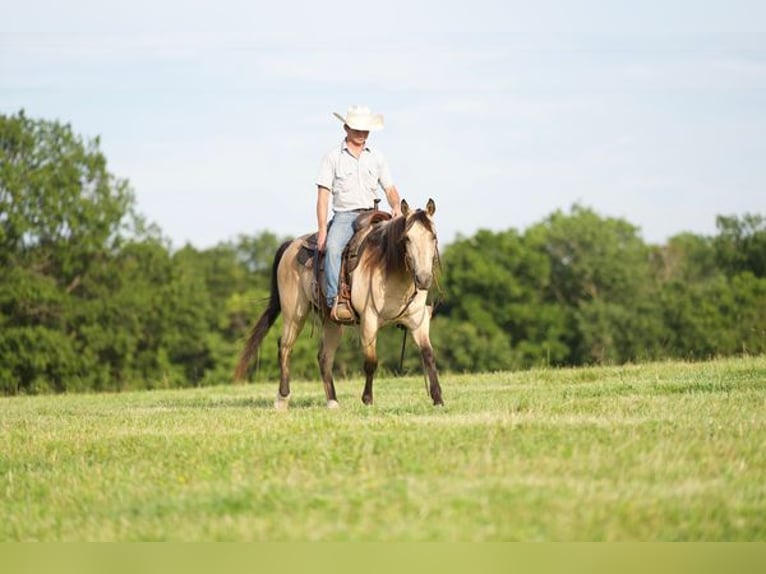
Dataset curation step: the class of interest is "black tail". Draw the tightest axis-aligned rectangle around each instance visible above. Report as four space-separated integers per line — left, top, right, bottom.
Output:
233 240 292 381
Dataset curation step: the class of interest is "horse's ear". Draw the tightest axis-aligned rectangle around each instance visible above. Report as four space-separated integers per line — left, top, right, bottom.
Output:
400 199 410 217
426 198 436 217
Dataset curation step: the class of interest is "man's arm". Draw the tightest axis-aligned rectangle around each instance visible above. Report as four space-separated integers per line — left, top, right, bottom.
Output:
317 186 331 251
384 185 402 218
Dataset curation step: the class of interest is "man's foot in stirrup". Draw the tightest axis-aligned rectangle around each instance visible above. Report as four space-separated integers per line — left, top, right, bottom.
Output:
330 298 355 324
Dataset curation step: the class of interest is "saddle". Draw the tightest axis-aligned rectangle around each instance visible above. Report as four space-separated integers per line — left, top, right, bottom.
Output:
297 210 392 323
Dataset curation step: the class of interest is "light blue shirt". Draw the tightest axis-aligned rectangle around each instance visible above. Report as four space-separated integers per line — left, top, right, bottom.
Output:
316 141 394 212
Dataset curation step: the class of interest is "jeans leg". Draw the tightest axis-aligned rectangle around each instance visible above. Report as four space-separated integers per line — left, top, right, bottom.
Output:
324 212 357 308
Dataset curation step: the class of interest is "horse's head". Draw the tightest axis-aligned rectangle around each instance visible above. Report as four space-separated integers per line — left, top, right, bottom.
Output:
400 198 438 290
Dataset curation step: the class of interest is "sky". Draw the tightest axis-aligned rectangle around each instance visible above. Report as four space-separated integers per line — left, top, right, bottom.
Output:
2 0 764 248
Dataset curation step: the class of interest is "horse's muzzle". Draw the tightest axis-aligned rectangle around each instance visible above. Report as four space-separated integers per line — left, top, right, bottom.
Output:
415 272 433 290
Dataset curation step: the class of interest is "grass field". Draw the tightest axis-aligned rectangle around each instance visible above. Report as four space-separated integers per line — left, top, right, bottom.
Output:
1 356 765 541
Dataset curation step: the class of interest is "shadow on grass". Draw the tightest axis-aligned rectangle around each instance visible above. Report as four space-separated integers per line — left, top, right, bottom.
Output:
188 394 338 411
146 382 440 413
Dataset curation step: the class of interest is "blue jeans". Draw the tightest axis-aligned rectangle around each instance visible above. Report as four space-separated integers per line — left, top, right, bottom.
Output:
324 211 359 308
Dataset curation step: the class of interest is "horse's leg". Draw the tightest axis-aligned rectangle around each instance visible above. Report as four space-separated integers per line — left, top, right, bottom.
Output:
318 320 343 408
275 306 308 410
409 307 444 406
360 317 379 406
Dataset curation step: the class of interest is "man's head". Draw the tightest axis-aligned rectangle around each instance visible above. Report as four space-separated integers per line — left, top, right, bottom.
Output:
344 124 370 147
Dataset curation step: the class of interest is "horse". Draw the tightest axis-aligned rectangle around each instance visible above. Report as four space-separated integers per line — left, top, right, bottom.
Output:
234 198 444 409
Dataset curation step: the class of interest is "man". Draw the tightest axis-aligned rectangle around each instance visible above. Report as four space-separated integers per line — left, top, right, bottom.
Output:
316 105 402 322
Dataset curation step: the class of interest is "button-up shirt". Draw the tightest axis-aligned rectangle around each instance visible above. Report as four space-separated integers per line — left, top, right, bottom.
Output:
316 141 394 212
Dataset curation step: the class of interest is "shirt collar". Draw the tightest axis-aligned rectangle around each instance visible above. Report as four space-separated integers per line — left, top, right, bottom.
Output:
342 139 371 154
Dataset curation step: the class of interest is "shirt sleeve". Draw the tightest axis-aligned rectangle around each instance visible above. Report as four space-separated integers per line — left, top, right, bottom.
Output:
316 152 334 190
377 152 394 190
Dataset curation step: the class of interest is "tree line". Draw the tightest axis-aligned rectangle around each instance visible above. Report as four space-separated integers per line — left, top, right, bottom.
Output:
2 111 764 394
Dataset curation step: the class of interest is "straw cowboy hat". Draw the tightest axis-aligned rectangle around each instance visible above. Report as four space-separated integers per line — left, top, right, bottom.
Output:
333 105 384 131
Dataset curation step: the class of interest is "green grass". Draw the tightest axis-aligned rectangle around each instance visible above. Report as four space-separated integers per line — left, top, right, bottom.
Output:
1 356 765 541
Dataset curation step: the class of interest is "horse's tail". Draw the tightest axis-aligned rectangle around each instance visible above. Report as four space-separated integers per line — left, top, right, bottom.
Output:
233 240 292 381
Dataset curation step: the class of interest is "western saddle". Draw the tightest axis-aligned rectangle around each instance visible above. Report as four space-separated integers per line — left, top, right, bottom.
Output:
296 209 392 324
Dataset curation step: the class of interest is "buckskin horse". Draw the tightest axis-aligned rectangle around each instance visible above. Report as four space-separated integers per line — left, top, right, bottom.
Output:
234 198 444 409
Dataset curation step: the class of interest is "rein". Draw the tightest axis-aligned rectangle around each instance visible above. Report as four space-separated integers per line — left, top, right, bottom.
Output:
363 216 439 327
396 241 444 383
358 213 441 396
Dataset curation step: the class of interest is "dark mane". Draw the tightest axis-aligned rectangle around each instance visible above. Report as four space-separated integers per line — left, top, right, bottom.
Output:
363 210 435 276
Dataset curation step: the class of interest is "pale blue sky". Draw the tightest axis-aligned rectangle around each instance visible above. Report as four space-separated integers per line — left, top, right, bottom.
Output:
2 1 764 247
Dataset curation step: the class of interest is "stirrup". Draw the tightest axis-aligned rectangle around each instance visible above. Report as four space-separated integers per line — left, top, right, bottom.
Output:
330 299 355 324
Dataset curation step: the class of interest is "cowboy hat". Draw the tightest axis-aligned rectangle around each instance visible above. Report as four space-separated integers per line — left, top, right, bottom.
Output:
333 105 384 131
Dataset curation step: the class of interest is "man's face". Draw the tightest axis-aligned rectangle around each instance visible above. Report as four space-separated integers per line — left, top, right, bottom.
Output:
345 125 370 146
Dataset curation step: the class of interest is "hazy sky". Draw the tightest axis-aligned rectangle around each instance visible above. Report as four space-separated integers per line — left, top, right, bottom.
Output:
2 1 764 247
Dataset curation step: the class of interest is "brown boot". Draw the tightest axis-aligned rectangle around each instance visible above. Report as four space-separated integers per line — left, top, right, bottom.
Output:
330 298 355 324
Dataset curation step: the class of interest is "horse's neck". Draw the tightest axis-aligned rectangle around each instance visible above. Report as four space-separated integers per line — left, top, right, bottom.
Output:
365 223 409 280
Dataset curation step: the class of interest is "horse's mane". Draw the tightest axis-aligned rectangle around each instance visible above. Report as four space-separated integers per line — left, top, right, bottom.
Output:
363 210 435 276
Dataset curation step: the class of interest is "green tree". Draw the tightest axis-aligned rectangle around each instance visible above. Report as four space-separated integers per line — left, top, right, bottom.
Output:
438 229 565 369
651 232 720 285
1 111 140 393
234 232 284 278
1 110 137 283
525 205 662 364
714 214 766 278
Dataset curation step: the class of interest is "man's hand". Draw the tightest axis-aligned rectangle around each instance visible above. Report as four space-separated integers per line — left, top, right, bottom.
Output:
317 228 327 252
385 185 402 218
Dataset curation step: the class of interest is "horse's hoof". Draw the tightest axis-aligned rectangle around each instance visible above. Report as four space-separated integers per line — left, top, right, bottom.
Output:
433 400 444 407
274 392 291 410
327 399 340 409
